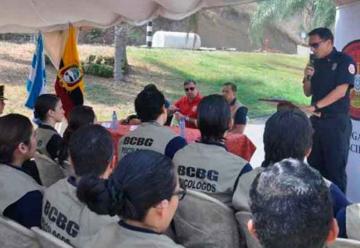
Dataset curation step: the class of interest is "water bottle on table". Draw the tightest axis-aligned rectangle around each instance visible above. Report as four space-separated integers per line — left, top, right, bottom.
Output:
179 117 186 138
110 111 119 129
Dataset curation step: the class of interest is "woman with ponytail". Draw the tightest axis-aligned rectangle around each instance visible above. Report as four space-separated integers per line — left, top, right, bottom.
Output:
34 94 64 160
77 150 186 248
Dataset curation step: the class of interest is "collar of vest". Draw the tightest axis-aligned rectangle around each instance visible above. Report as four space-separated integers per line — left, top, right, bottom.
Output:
197 139 227 151
67 176 78 187
1 163 25 173
39 123 57 132
141 121 162 127
230 98 237 106
119 220 161 235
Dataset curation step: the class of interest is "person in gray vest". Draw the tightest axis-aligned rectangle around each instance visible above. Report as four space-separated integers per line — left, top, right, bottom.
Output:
222 82 248 134
173 94 252 207
34 94 65 161
0 114 43 228
232 109 350 218
118 85 187 160
41 124 117 247
248 159 339 248
77 150 186 248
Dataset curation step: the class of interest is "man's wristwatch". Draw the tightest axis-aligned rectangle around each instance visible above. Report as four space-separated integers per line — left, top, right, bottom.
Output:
313 103 320 112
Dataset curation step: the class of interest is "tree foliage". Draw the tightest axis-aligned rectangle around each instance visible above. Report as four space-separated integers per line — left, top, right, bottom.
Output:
250 0 336 46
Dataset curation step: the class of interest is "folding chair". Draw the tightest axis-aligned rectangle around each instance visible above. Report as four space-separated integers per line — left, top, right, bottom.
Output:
31 227 73 248
173 190 244 248
34 152 65 186
0 215 40 248
235 211 262 248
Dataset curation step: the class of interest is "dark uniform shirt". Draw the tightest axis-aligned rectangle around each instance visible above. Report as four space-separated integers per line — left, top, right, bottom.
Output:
311 48 355 114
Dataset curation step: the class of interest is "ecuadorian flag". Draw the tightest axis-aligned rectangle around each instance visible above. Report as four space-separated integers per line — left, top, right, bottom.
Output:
25 32 46 109
55 24 84 118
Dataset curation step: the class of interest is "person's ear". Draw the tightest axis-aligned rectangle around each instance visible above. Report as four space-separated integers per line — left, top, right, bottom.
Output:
326 218 339 245
17 142 28 155
305 147 312 158
154 199 170 216
247 219 257 238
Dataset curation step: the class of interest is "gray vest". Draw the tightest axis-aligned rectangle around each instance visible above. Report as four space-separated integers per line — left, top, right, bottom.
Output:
41 178 118 247
0 164 43 213
118 122 179 160
87 222 184 248
232 167 263 211
230 99 244 120
346 203 360 241
173 142 248 207
36 126 58 158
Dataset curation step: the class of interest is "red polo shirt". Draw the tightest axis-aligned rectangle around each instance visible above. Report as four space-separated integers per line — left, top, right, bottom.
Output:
174 94 202 128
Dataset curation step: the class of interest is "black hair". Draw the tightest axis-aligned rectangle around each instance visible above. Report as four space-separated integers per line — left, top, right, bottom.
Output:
184 79 197 86
223 82 237 92
77 150 177 220
143 84 158 91
0 114 33 163
308 27 334 43
68 124 113 177
135 87 165 122
262 109 313 167
34 94 60 122
63 105 96 145
250 158 333 248
198 94 231 143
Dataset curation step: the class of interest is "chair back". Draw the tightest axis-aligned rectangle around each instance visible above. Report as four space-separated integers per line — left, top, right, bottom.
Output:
31 227 73 248
173 190 243 248
0 215 40 248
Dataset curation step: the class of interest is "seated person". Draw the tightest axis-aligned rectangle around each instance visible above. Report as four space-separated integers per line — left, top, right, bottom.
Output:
336 203 360 240
173 94 252 207
59 105 96 166
118 86 187 160
77 150 186 248
120 114 141 125
34 94 65 160
41 125 117 247
169 80 202 128
232 109 350 217
248 159 338 248
222 82 248 134
0 114 43 228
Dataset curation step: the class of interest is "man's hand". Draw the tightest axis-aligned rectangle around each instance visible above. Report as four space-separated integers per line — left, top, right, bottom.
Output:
304 65 315 80
300 105 321 117
174 111 185 120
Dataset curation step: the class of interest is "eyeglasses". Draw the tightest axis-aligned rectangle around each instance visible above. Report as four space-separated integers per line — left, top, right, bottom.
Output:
309 40 324 49
185 87 195 92
173 187 186 201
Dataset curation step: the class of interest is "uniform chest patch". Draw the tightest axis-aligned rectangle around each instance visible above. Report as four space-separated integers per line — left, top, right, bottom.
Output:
349 64 356 75
332 63 338 71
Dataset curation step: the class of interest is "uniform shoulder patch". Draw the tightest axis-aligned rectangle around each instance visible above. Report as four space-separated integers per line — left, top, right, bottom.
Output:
349 64 356 75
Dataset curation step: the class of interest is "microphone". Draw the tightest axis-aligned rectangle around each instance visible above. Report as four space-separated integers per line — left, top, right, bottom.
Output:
306 53 315 81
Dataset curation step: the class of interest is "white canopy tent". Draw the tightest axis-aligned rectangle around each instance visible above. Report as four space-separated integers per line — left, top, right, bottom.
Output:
0 0 255 33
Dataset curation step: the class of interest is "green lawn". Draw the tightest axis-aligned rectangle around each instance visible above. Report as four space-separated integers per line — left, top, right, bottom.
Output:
128 47 309 117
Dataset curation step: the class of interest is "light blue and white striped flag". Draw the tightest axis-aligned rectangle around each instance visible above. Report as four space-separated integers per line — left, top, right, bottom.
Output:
25 32 46 109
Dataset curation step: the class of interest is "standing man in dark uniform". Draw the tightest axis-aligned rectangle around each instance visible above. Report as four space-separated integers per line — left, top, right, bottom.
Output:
303 27 356 193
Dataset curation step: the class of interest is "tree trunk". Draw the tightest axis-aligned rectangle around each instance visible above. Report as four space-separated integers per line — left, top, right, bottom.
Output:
114 24 129 82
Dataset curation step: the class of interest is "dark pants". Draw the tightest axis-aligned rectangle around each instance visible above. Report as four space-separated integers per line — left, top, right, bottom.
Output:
308 115 352 193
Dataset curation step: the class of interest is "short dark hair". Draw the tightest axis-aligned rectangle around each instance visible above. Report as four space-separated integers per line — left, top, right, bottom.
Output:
69 124 113 177
223 82 237 93
143 83 158 91
308 27 334 43
250 159 333 248
198 94 231 142
63 105 96 144
34 94 60 122
0 114 33 163
135 87 165 122
184 79 197 86
77 150 177 220
263 109 313 167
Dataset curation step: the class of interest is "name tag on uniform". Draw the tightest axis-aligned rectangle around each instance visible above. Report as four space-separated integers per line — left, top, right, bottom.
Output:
332 63 338 71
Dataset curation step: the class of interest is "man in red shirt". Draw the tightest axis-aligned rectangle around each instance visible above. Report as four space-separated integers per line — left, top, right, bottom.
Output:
170 80 202 128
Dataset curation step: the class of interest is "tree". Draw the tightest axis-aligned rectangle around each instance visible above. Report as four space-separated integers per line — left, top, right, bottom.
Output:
114 24 129 82
250 0 336 46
